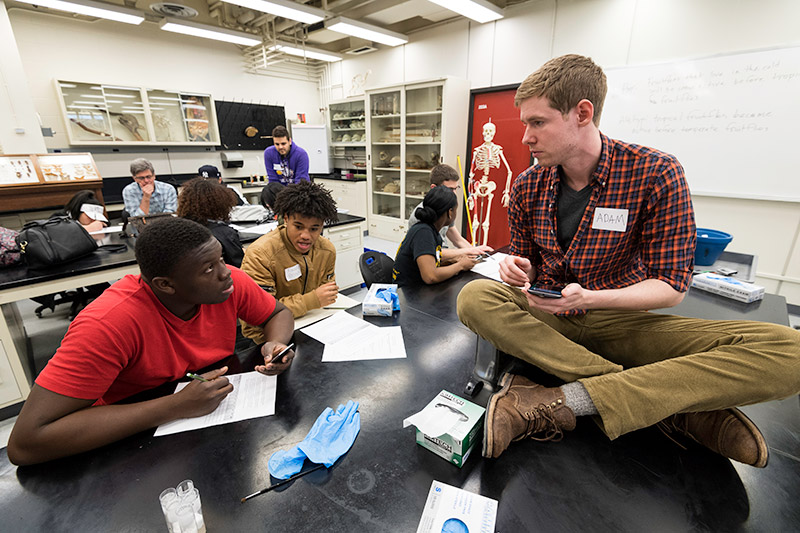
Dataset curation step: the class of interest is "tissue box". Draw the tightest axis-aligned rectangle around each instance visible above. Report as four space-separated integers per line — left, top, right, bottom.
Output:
363 283 398 316
406 390 485 467
691 273 765 303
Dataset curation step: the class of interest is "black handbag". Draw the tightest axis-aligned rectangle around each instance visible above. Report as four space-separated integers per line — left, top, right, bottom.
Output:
16 216 98 268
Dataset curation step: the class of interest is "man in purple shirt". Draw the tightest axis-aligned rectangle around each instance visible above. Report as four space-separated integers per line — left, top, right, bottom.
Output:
264 125 310 186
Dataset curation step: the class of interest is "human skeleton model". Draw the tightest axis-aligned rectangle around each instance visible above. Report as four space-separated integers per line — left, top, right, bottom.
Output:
468 121 512 246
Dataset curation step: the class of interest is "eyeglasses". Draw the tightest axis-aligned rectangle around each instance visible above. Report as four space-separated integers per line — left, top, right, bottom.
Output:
134 173 155 181
446 184 460 192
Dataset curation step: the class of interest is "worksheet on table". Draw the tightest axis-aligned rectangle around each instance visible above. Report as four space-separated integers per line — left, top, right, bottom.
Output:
154 372 276 437
300 311 407 362
293 292 361 330
471 252 509 282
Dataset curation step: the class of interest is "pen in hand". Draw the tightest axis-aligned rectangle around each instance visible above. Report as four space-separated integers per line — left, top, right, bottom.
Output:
186 372 209 382
269 342 295 364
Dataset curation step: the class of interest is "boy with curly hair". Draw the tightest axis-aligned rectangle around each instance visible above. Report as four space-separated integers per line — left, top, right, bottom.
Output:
241 181 339 341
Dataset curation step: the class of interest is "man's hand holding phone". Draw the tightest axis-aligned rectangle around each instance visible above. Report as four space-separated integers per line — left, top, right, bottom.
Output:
527 285 563 298
524 282 587 314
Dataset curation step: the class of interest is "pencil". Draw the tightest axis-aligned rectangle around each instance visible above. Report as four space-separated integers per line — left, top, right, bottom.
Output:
240 464 325 503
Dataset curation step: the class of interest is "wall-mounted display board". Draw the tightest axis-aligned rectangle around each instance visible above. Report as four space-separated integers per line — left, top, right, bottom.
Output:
215 100 286 151
0 153 104 213
56 80 220 146
603 46 800 202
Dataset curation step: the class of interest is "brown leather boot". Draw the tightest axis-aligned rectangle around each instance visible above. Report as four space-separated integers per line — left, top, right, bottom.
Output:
658 408 769 468
483 373 577 459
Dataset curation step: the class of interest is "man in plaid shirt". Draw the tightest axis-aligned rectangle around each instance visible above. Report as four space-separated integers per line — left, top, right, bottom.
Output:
457 54 800 467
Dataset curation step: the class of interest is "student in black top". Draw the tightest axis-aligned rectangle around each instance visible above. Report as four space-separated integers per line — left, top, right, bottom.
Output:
393 185 479 286
177 177 244 267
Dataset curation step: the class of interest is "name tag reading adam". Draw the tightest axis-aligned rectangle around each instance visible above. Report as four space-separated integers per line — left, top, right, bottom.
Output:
285 264 302 282
592 208 628 232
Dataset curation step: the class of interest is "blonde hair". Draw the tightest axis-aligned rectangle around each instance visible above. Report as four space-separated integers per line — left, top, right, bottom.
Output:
515 54 607 127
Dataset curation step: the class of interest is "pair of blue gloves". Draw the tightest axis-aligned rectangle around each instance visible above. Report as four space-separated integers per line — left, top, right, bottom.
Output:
268 400 361 479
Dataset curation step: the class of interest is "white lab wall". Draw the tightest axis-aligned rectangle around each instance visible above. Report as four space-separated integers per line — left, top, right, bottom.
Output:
7 8 322 179
336 0 800 303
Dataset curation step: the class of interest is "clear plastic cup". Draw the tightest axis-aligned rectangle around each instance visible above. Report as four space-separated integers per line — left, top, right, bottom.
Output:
159 488 178 533
176 479 194 498
180 487 205 533
170 504 199 533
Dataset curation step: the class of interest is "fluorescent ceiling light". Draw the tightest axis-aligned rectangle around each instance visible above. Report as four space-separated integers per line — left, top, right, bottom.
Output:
325 17 408 47
269 42 342 62
427 0 503 23
159 18 262 47
222 0 324 24
14 0 144 24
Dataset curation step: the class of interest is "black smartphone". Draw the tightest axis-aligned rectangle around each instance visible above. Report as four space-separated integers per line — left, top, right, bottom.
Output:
527 285 563 298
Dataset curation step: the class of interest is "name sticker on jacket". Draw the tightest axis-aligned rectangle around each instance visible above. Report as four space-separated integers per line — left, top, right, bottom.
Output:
285 264 302 281
591 208 628 232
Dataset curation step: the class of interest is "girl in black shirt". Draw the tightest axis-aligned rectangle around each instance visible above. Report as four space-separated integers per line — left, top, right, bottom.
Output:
393 185 478 286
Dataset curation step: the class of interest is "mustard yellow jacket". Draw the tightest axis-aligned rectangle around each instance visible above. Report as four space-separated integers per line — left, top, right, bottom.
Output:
240 225 336 342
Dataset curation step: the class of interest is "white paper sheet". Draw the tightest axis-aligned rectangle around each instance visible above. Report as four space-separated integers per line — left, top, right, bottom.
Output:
470 252 509 282
153 372 276 437
300 312 407 362
300 311 376 345
326 292 360 309
322 326 407 362
293 293 362 330
88 224 124 235
416 481 498 533
231 221 278 235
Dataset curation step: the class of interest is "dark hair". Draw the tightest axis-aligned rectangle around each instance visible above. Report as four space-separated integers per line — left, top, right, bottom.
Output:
272 125 289 139
64 190 102 220
135 217 213 280
273 181 338 224
260 182 286 209
430 164 459 186
177 177 236 222
415 185 457 224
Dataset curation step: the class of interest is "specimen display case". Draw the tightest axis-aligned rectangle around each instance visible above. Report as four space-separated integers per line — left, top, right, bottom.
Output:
56 80 220 146
365 78 469 241
0 153 104 212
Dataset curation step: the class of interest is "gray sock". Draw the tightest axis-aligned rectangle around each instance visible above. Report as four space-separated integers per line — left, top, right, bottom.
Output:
560 382 598 416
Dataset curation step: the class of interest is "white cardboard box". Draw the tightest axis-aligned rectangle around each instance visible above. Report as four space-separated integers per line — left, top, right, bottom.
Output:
362 283 397 316
691 273 765 303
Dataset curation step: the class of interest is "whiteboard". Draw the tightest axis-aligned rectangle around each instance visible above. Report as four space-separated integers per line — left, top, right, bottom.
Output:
602 47 800 202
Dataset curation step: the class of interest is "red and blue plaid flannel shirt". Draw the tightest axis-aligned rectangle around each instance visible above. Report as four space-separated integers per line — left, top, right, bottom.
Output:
508 133 696 315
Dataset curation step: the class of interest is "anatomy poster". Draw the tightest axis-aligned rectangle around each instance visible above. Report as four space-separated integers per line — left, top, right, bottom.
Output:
466 87 529 250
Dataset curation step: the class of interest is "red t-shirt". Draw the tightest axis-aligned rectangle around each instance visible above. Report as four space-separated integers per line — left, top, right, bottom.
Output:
36 267 275 405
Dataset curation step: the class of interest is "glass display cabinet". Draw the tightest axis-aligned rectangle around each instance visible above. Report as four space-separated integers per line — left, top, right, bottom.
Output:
56 80 220 146
365 78 469 241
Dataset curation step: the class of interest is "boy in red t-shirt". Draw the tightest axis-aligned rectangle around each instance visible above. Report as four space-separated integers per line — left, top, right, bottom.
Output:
8 217 294 465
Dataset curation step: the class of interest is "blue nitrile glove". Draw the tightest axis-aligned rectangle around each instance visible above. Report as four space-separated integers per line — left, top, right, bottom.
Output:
297 400 361 467
268 401 361 479
375 288 400 311
268 446 307 480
